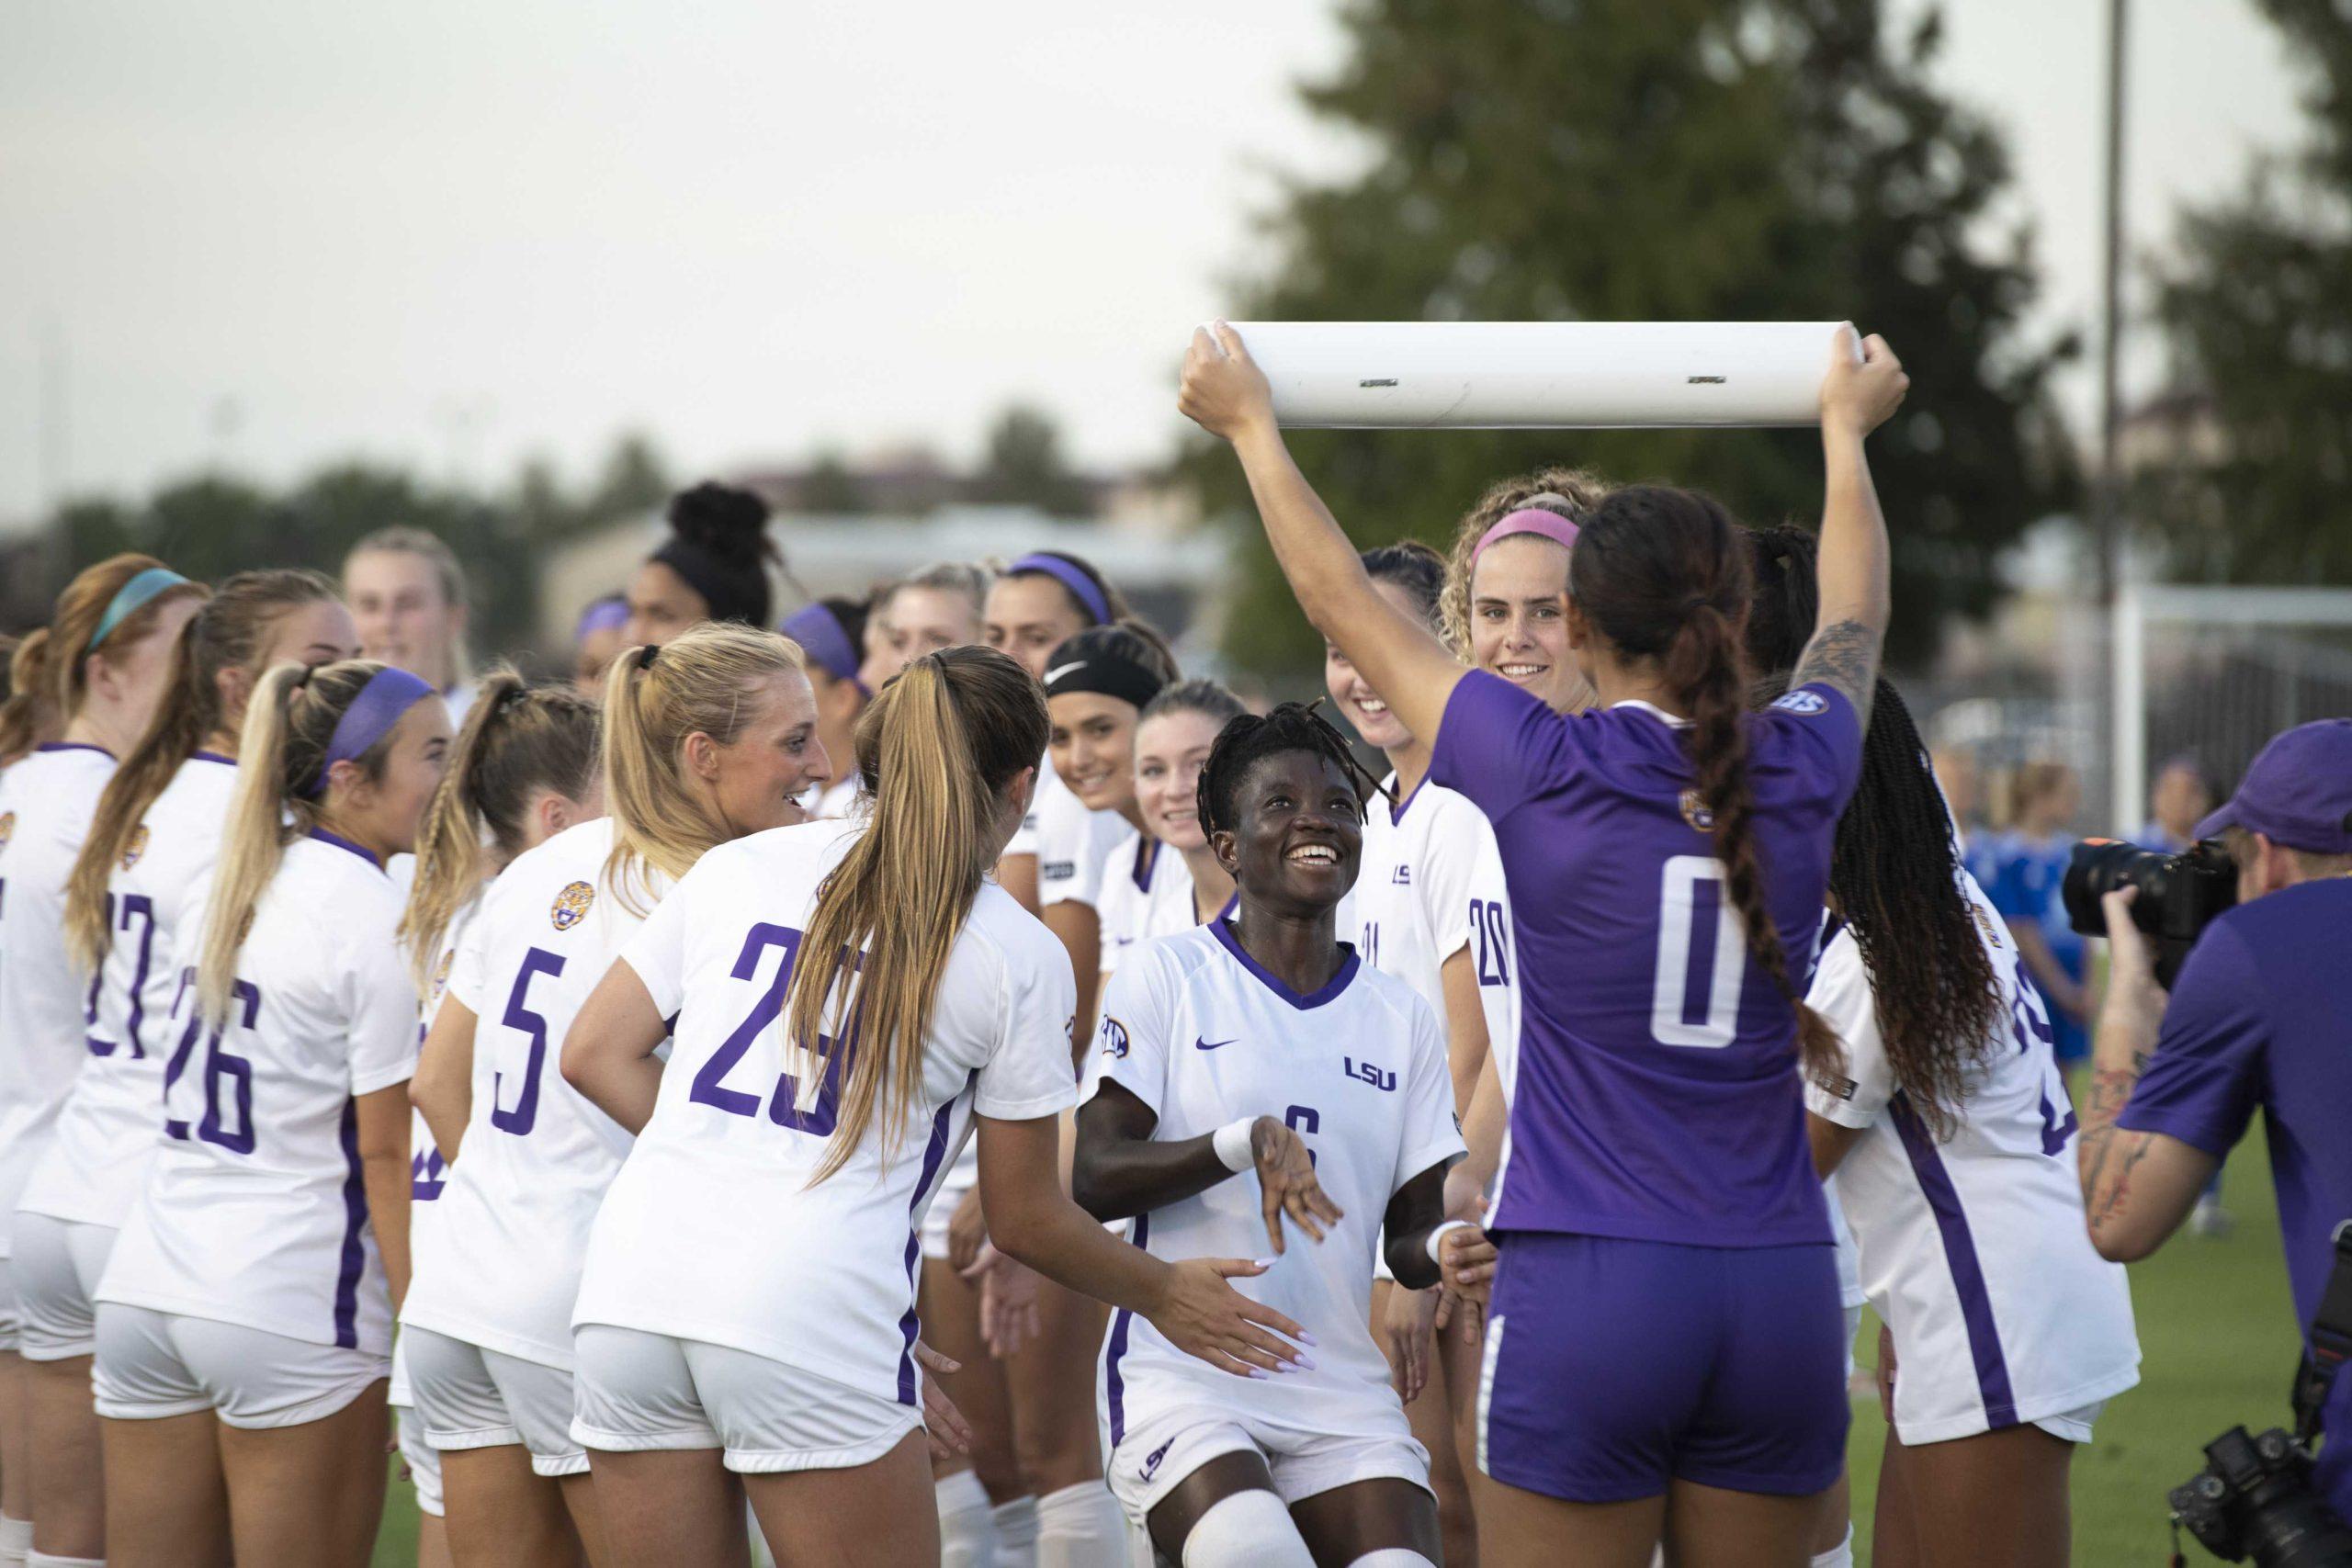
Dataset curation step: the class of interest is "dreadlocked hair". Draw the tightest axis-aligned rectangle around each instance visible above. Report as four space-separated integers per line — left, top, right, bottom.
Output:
1572 485 1843 1089
1196 701 1376 840
1438 466 1611 657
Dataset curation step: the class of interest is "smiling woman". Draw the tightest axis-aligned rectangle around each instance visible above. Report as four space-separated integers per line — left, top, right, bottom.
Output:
1438 468 1611 717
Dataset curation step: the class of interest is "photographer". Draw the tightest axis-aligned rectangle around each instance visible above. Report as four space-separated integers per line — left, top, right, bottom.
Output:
2077 719 2352 1520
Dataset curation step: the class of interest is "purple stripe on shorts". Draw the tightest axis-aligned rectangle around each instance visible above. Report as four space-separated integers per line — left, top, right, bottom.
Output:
334 1098 369 1350
1888 1092 2018 1428
1103 1211 1147 1448
897 1097 959 1406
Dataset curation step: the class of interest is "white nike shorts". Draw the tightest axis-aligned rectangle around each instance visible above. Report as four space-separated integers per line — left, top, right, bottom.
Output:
404 1325 589 1478
398 1405 446 1517
13 1214 117 1362
571 1324 920 1474
1104 1401 1430 1528
0 1254 19 1353
92 1303 388 1429
2032 1400 2108 1445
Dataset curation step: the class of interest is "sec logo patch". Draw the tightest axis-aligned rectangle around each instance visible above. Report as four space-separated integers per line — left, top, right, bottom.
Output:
1679 788 1716 832
1770 689 1826 716
550 879 594 931
1097 1014 1131 1059
119 822 151 871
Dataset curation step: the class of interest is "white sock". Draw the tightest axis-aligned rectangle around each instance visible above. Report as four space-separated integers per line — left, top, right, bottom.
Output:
28 1554 107 1568
1180 1490 1311 1567
1810 1526 1854 1568
938 1472 997 1568
1343 1553 1436 1567
1035 1480 1125 1568
0 1517 33 1568
993 1495 1040 1568
747 1497 775 1568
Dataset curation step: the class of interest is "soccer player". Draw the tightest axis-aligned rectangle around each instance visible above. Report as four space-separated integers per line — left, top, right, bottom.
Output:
345 527 479 726
0 556 207 1568
402 627 822 1567
1095 681 1248 977
93 658 450 1566
571 595 630 696
881 561 992 671
782 599 871 820
559 645 1304 1568
395 669 604 1568
622 483 781 645
1181 319 1907 1567
1328 540 1518 1566
1073 702 1476 1567
35 571 354 1565
1438 470 1610 716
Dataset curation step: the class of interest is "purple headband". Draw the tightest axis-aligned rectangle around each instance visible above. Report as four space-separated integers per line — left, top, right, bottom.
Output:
1472 508 1581 566
782 603 865 691
305 666 435 797
575 596 629 642
1007 552 1111 626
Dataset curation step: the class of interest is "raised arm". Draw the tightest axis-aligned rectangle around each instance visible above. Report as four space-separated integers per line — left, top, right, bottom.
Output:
1788 327 1908 730
1181 324 1466 747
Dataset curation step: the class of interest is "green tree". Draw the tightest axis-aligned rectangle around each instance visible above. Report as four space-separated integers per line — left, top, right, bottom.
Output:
974 405 1091 517
799 449 872 514
1189 0 2072 680
585 432 671 523
2139 0 2352 584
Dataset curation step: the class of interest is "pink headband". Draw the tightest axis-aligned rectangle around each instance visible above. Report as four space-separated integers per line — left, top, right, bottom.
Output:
1472 508 1580 566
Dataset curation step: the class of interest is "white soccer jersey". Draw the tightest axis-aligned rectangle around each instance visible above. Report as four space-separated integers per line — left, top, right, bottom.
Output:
401 819 649 1371
1805 871 2140 1443
1095 832 1238 978
808 775 862 822
393 896 476 1408
23 750 239 1232
572 818 1079 1406
0 743 119 1258
1085 923 1462 1449
97 830 417 1352
1033 767 1131 912
1352 775 1518 1090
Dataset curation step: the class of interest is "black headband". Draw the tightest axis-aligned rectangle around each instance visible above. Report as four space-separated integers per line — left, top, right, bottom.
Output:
1043 649 1164 713
652 537 767 626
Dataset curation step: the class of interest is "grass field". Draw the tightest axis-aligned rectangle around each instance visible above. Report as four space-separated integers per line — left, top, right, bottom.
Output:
367 1136 2296 1565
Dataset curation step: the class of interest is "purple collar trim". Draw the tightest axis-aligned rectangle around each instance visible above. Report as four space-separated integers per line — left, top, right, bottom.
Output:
193 750 237 766
306 826 384 871
1210 917 1359 1010
1133 837 1159 891
37 741 115 759
1385 773 1424 827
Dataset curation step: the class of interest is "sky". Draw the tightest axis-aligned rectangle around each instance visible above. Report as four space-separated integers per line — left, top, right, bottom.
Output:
0 1 2312 526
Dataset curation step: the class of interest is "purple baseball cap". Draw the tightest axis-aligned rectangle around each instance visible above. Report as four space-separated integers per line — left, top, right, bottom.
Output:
2194 719 2352 853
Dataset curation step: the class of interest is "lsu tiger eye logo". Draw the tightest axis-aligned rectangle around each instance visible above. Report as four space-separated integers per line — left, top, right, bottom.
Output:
550 879 594 931
1096 1014 1131 1060
0 811 14 854
1679 788 1716 833
119 823 151 871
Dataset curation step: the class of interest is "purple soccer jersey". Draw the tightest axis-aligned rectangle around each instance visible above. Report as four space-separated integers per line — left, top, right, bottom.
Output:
1429 671 1863 1247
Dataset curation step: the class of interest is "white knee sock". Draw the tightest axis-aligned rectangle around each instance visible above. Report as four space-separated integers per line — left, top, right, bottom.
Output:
28 1553 107 1568
938 1472 998 1568
0 1517 32 1568
1809 1525 1854 1568
1035 1480 1125 1568
993 1494 1040 1568
1180 1490 1312 1568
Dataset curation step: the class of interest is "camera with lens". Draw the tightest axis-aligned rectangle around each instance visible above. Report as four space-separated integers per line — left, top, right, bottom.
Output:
2061 837 2238 987
2170 1426 2352 1565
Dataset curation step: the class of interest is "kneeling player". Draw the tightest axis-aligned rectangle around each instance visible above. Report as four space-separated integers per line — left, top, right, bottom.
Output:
1075 704 1486 1568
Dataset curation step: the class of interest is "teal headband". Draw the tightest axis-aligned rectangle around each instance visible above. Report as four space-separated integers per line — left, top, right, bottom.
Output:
87 568 194 654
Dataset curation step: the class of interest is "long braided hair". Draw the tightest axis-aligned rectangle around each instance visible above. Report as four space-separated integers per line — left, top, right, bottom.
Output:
1571 489 1843 1088
1744 525 2003 1134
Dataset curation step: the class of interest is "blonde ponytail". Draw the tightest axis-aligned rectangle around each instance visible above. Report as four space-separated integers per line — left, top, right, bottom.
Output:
600 624 808 913
399 668 600 989
788 645 1046 1184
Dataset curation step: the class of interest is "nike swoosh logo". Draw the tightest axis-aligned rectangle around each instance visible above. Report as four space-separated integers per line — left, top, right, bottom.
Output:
1194 1036 1237 1051
1044 661 1087 686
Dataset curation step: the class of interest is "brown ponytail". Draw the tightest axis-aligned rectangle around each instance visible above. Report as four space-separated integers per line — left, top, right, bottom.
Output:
399 669 601 989
66 570 338 976
0 554 205 761
787 646 1047 1185
1570 486 1844 1088
0 630 58 763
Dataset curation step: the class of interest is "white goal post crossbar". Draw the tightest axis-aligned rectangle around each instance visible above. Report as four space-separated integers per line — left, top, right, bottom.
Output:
2111 585 2352 833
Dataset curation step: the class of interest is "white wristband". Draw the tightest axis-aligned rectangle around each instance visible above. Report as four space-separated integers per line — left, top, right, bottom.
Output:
1426 1220 1473 1266
1212 1117 1257 1174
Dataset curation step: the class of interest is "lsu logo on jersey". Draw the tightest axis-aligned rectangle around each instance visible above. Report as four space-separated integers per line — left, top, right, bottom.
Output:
119 822 151 871
1770 689 1827 716
1097 1014 1131 1060
0 810 14 854
550 879 595 931
1679 788 1716 833
1343 1055 1396 1092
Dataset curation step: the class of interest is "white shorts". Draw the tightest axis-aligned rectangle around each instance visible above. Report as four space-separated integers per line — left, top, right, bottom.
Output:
13 1214 117 1362
92 1303 389 1429
571 1325 921 1474
2031 1400 2106 1445
404 1325 588 1478
399 1406 447 1517
0 1254 19 1353
1844 1303 1863 1388
1104 1402 1430 1527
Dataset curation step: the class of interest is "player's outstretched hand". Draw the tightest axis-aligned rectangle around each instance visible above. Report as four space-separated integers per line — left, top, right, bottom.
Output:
962 1242 1043 1360
945 1186 989 1275
1819 324 1908 440
1250 1115 1345 1255
1383 1282 1438 1404
911 1339 973 1460
1148 1257 1317 1380
1179 321 1277 444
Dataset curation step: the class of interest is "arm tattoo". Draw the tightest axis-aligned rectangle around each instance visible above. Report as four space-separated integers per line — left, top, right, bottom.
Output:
2077 1050 2153 1233
1790 618 1883 728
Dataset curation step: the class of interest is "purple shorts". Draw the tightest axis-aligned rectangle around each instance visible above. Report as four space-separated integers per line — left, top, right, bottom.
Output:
1476 1233 1848 1502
